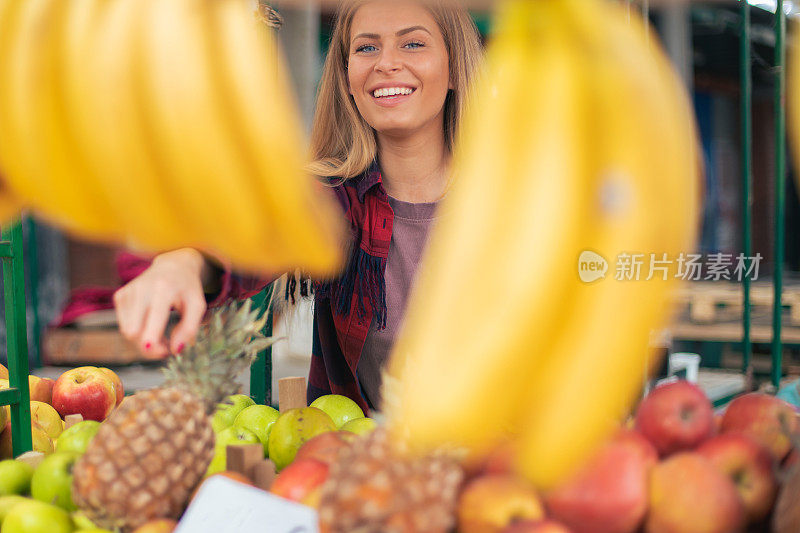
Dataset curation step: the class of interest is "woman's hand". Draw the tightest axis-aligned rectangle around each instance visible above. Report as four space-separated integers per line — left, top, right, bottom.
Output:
113 248 211 359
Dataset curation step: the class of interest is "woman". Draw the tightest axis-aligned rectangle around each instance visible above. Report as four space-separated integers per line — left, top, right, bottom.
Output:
113 0 482 413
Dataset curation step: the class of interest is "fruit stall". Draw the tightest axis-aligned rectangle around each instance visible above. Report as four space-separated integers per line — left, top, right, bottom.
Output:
0 0 799 532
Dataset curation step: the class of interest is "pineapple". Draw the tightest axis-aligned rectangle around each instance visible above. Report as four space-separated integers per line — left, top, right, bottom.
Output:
318 428 464 533
774 431 800 533
72 301 275 532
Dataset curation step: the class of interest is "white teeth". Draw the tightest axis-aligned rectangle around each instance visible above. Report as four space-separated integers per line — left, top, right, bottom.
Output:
373 87 413 98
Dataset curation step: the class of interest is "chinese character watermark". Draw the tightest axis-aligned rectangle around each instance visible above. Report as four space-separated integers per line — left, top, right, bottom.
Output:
579 251 763 283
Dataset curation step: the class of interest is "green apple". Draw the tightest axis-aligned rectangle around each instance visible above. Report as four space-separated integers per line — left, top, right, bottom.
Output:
56 421 100 455
206 426 260 476
233 405 280 456
0 460 34 495
30 452 80 511
309 395 364 429
70 511 97 530
268 407 337 472
2 499 73 533
340 417 377 436
211 394 255 433
0 495 28 525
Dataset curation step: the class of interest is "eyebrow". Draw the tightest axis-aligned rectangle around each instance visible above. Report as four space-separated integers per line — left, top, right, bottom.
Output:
352 25 432 42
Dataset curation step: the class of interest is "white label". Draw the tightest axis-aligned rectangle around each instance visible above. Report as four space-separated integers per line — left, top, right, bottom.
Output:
176 476 319 533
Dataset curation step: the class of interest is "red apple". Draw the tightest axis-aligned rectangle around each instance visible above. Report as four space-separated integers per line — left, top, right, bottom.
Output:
613 429 659 467
458 475 545 533
293 431 354 467
720 393 798 462
545 430 656 533
502 520 572 533
479 441 518 477
635 380 714 456
28 376 55 405
0 377 53 406
784 448 799 470
190 471 254 502
0 421 54 458
51 367 116 422
697 434 777 524
0 422 10 459
647 453 745 533
713 413 723 436
270 458 329 505
97 367 124 406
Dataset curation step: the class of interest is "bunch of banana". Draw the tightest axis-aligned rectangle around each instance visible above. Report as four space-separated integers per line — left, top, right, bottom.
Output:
0 0 344 276
384 0 699 489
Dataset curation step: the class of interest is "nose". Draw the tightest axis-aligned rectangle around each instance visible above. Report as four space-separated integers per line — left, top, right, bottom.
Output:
374 47 402 74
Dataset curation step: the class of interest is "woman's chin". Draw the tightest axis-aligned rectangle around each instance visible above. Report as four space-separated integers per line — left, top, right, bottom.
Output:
373 121 434 140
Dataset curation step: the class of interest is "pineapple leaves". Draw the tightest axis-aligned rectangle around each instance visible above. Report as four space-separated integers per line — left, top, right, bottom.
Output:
162 300 278 413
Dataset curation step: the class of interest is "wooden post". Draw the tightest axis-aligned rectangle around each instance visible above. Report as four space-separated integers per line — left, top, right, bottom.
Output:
64 414 83 429
226 444 264 479
251 460 277 491
278 377 306 412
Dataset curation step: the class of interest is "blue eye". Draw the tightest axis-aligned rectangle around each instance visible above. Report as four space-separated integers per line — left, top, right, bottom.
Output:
356 44 377 53
405 41 424 49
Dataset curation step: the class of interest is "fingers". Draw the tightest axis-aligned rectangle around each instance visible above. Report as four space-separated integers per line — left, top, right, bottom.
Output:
113 250 209 358
169 294 207 355
114 285 148 346
138 298 172 359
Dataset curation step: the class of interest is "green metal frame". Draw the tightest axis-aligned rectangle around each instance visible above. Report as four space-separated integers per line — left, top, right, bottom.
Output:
733 0 788 393
771 0 787 391
24 218 40 368
740 0 754 388
0 220 32 456
249 284 274 407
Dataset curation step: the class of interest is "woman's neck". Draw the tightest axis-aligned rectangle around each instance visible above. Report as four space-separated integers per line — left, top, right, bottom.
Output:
376 122 450 204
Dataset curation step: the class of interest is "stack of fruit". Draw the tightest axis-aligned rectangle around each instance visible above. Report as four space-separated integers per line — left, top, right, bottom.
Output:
0 365 122 458
258 394 376 506
205 389 375 477
0 364 122 532
292 381 798 533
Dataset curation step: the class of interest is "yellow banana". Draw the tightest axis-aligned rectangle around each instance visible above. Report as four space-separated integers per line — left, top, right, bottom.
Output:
208 0 344 273
0 0 344 276
0 0 54 227
384 0 594 456
385 0 699 490
61 0 189 252
515 0 699 488
135 0 274 265
0 0 117 239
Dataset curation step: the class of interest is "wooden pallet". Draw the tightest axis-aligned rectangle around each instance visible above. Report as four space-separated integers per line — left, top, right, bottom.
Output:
674 281 800 325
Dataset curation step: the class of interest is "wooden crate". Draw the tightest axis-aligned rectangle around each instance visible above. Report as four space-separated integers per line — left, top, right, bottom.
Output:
42 327 146 365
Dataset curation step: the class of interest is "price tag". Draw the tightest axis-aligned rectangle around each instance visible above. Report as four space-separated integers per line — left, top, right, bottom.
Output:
175 476 319 533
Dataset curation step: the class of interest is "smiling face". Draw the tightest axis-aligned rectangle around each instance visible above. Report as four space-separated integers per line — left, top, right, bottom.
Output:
347 0 451 139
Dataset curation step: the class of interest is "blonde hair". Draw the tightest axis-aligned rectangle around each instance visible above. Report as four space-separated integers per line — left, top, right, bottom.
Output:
307 0 483 179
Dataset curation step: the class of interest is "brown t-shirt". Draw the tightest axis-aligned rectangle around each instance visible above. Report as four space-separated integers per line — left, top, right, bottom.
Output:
357 195 439 409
